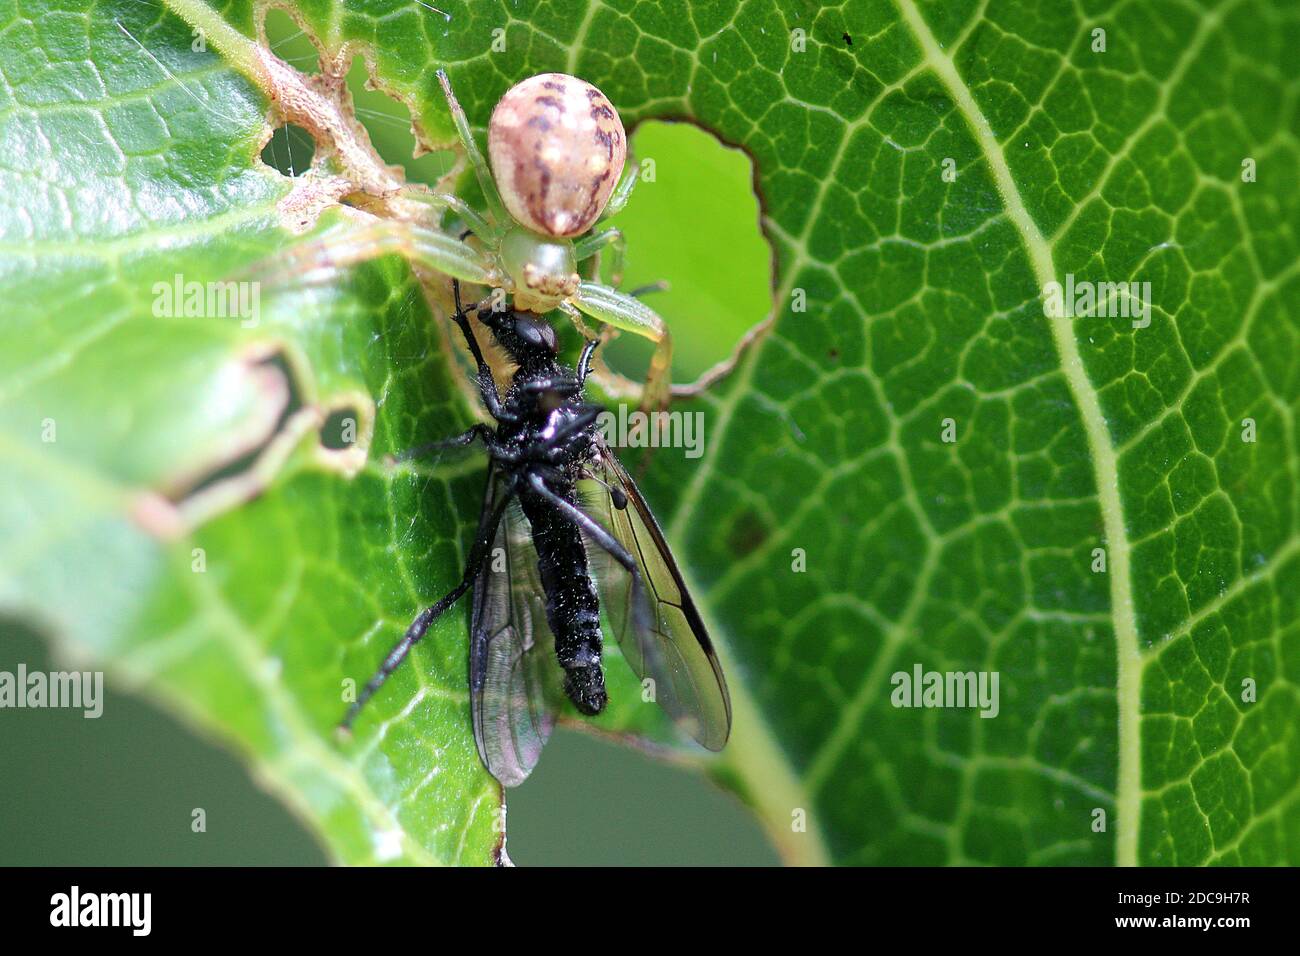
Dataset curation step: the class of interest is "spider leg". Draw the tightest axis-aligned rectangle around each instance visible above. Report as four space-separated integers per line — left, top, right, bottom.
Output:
572 281 672 411
340 480 514 731
606 234 627 288
558 300 599 338
567 323 643 404
574 227 626 287
626 281 669 299
404 191 493 242
436 69 508 229
249 220 496 290
597 163 638 222
574 227 620 261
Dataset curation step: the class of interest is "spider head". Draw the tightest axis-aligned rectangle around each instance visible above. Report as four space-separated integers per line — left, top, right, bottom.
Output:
499 225 580 313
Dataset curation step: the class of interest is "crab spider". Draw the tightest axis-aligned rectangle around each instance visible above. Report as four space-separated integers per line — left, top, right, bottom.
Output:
275 70 674 408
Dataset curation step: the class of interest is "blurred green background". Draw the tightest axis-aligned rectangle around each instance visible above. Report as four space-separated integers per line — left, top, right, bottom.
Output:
0 18 778 866
0 622 776 865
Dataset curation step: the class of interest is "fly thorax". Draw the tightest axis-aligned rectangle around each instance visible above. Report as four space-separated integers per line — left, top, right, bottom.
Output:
541 405 582 436
500 226 579 313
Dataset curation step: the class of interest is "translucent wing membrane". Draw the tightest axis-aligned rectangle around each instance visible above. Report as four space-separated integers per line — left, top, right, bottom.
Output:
470 466 564 787
580 445 732 751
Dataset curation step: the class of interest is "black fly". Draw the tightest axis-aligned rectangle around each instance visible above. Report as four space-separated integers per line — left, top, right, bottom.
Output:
342 283 732 786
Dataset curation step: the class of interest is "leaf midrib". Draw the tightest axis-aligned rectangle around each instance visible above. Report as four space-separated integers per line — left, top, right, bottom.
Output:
892 0 1141 866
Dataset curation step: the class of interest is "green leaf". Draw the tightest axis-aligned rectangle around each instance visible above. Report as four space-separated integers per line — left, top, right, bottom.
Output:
2 0 1297 866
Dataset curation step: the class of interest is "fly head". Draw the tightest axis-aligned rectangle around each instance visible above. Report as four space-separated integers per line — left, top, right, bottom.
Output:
481 308 558 368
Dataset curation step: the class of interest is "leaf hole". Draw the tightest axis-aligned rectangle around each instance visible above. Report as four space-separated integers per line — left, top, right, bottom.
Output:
339 56 456 188
260 123 316 177
313 392 375 477
261 8 322 76
319 406 361 450
170 349 303 504
263 10 456 189
597 120 774 387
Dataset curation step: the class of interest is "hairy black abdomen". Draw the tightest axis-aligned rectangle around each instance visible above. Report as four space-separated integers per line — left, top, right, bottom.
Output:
518 486 607 715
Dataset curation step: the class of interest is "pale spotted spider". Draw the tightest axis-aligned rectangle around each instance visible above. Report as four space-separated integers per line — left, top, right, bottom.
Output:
276 70 678 408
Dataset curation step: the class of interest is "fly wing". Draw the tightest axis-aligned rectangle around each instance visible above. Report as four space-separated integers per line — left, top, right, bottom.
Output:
470 465 563 787
580 445 732 751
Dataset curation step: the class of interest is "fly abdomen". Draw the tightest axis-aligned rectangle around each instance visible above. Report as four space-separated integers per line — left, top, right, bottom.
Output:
519 488 608 715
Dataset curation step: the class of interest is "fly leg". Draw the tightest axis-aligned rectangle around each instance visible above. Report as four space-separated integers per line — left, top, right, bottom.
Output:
526 474 636 576
576 339 598 384
527 407 605 468
340 483 514 732
386 424 493 464
449 279 515 423
514 343 600 411
570 282 672 411
540 342 601 394
545 405 605 446
516 340 599 399
518 378 582 400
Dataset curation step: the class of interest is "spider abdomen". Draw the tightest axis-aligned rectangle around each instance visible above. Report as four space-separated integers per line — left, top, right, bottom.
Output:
488 72 627 238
